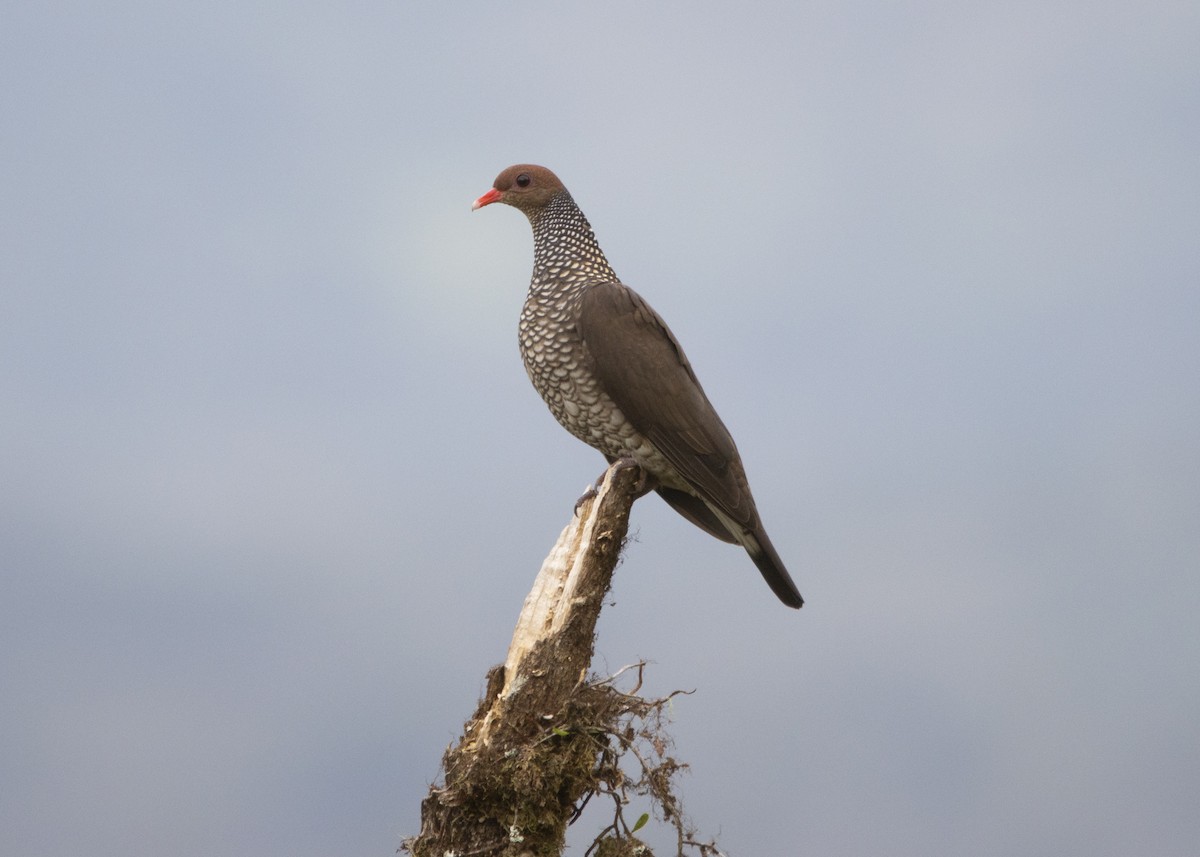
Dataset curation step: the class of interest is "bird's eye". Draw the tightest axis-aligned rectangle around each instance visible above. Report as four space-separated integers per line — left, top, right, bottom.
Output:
515 173 531 188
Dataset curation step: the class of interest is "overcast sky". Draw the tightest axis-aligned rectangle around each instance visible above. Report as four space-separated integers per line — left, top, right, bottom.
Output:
3 3 1198 856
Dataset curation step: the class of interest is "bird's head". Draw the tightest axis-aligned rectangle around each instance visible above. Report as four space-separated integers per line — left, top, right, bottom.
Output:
472 165 567 215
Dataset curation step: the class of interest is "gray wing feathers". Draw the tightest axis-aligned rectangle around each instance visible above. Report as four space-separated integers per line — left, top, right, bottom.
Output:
575 281 756 529
576 280 803 609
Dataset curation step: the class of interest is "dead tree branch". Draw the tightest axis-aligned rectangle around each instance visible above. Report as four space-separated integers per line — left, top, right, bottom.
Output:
404 461 713 857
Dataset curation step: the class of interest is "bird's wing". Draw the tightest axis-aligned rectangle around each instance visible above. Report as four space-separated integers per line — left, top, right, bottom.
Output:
575 280 757 528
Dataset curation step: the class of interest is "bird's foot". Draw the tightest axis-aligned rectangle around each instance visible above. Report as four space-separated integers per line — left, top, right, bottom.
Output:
610 456 657 498
575 458 658 517
573 482 599 516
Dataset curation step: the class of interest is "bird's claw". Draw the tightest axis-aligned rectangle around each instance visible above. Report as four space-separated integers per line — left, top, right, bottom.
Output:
573 483 599 516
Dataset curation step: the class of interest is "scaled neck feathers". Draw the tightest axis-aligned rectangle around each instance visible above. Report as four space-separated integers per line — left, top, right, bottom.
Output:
527 191 617 287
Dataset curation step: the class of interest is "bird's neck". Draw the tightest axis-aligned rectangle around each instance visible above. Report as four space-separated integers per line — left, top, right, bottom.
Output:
527 192 617 288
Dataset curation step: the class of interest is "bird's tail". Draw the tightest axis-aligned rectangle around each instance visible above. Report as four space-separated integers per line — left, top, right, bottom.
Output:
746 529 804 609
656 485 803 608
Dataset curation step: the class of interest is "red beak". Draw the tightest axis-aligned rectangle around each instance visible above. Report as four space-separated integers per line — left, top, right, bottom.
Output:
472 187 503 211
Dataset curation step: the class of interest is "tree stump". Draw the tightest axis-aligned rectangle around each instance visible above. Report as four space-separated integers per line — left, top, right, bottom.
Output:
405 462 646 857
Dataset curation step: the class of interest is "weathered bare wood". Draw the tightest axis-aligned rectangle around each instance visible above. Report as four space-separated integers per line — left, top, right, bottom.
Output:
405 461 642 857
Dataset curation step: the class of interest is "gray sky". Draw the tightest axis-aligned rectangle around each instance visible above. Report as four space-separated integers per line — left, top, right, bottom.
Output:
3 3 1198 855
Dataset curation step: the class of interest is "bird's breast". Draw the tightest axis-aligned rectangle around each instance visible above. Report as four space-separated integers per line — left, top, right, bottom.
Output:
517 286 692 493
519 289 644 460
